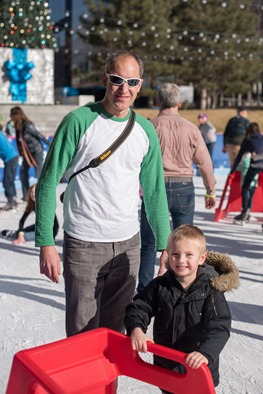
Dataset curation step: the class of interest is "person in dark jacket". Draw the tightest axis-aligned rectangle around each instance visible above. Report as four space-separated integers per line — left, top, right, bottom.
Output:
10 106 50 200
125 224 239 392
230 122 263 224
223 106 250 167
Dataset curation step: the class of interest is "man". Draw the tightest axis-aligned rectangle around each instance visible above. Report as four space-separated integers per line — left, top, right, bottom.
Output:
0 126 19 211
138 83 216 291
35 50 170 337
223 105 250 167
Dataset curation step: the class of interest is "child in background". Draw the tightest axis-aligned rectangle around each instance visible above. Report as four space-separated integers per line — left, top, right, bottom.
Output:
2 184 59 244
198 114 217 161
124 224 239 393
230 122 262 225
233 152 258 225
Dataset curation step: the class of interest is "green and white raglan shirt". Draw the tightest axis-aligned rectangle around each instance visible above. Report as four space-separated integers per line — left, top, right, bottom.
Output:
35 102 170 250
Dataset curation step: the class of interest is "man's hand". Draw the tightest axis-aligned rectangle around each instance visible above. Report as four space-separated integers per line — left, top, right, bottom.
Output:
185 351 208 369
40 245 61 283
158 250 168 276
130 327 154 353
222 146 227 153
205 196 216 209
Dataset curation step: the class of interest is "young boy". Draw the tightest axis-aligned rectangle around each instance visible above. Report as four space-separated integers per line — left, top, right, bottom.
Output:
124 224 239 392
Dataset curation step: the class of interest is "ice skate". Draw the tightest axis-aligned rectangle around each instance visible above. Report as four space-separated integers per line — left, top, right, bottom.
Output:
0 197 18 212
233 209 250 226
1 230 18 240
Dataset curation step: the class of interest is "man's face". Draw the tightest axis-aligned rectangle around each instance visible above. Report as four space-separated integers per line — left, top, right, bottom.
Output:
102 55 143 117
240 110 248 118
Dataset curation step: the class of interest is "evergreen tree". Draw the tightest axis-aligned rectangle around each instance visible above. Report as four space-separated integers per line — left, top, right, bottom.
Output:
0 0 56 49
79 0 262 107
171 0 263 106
79 0 180 91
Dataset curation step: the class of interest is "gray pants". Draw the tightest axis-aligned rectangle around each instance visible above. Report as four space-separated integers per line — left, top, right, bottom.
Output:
63 232 140 337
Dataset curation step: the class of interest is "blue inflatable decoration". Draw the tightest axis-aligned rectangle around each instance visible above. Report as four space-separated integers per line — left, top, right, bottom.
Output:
4 48 35 103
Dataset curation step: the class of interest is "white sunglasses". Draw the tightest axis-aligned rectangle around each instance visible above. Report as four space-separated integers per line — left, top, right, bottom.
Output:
106 73 142 87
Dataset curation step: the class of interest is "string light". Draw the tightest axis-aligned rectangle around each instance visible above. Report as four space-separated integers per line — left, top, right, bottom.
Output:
74 0 262 62
0 1 56 49
2 0 257 60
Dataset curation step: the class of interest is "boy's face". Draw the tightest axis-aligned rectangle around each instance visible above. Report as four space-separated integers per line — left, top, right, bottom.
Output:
168 238 207 287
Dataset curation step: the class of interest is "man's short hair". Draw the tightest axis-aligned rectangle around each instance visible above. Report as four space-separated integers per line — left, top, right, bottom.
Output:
157 83 181 109
237 105 247 113
104 50 144 77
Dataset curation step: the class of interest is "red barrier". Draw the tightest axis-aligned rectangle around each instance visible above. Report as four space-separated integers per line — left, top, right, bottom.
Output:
215 171 263 222
6 328 215 394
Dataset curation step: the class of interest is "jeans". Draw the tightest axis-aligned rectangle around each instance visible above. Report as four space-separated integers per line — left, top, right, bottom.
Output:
63 232 140 337
206 142 216 161
138 181 195 291
242 166 262 211
20 150 43 199
226 144 241 168
165 180 195 229
137 200 156 292
3 156 18 199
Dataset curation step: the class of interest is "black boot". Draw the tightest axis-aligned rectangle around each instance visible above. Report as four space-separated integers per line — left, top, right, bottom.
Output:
233 209 250 225
2 229 18 239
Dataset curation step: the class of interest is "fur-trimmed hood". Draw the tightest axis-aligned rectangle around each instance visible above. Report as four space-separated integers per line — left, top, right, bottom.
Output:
205 251 240 292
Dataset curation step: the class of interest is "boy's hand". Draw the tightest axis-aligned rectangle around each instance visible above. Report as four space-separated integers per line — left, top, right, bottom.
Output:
130 327 154 353
185 351 208 369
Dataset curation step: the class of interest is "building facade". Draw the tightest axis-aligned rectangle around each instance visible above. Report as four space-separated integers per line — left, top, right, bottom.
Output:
49 0 90 88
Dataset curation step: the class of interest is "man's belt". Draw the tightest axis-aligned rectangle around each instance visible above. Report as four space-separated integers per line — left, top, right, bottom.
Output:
165 176 193 183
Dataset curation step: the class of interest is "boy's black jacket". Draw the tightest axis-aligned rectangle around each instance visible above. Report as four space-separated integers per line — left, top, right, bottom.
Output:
124 251 240 387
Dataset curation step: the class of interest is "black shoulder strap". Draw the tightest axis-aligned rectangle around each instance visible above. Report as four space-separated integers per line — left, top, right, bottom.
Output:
67 109 136 184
